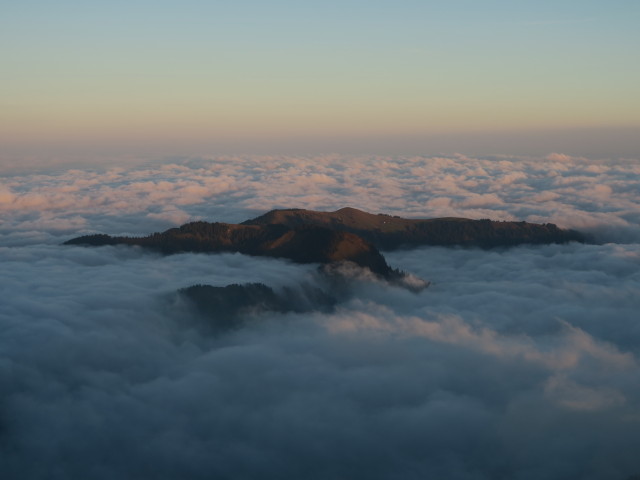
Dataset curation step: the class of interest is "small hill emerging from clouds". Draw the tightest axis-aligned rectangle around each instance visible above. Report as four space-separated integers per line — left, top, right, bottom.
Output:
243 207 585 249
178 282 337 332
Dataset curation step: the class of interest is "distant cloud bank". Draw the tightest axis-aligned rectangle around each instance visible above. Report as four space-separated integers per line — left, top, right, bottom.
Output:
1 154 639 244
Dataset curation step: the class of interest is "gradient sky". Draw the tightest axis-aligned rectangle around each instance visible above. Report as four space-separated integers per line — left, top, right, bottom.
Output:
2 0 639 157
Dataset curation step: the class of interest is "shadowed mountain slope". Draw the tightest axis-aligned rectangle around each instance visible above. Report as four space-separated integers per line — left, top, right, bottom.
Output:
243 207 585 249
65 222 393 277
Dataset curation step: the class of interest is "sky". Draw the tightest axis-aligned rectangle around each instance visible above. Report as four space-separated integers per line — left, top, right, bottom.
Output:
2 0 639 159
2 153 640 479
2 2 640 477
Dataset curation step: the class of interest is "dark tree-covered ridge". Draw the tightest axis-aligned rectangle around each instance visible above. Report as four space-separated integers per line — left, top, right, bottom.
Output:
65 222 393 277
65 208 585 279
243 207 585 249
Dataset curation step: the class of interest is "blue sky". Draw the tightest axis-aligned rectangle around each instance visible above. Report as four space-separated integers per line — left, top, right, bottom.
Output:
1 0 639 157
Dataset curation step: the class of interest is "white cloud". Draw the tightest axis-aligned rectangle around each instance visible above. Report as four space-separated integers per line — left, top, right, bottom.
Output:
1 154 640 479
0 153 635 243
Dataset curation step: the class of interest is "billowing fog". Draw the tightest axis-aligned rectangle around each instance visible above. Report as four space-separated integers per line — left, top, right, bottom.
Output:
1 154 639 479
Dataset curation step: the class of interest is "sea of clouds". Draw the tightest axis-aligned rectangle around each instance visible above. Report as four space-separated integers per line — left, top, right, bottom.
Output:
1 154 640 479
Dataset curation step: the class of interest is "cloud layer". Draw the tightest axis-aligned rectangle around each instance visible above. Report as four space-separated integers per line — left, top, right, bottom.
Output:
2 154 640 244
1 154 640 479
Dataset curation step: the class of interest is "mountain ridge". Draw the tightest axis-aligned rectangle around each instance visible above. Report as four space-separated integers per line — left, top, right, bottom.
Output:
65 221 394 278
243 207 585 249
65 208 585 281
